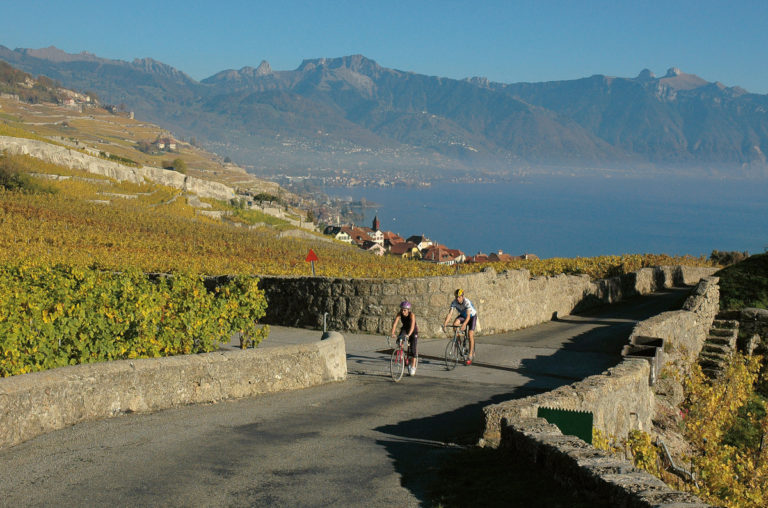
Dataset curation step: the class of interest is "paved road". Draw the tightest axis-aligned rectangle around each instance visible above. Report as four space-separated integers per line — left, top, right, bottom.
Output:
0 289 689 507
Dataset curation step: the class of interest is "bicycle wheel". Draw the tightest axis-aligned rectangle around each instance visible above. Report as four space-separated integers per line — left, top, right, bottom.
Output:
390 347 405 382
444 339 459 370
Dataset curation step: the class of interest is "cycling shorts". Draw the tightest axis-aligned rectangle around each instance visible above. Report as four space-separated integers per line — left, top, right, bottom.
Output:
458 315 477 331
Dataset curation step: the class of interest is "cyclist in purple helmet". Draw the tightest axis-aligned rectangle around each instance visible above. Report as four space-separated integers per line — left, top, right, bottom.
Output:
390 300 420 376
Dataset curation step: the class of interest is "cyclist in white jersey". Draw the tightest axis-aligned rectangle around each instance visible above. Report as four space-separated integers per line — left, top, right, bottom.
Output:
442 288 477 365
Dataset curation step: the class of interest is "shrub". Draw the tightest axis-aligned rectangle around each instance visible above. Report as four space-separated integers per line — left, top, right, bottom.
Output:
710 250 750 266
163 158 187 174
722 394 767 452
0 153 57 194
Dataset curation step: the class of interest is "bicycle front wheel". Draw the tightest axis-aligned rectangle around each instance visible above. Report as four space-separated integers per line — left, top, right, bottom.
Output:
444 339 459 370
390 348 405 382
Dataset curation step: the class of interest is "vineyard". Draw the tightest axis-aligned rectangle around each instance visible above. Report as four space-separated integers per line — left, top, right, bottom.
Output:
0 147 719 378
0 153 716 279
0 264 268 377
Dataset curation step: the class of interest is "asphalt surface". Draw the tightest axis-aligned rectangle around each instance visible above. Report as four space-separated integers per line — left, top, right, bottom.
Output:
0 289 689 507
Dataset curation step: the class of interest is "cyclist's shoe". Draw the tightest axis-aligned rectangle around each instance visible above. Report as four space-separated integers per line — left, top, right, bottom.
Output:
408 366 414 376
465 356 473 366
411 365 417 376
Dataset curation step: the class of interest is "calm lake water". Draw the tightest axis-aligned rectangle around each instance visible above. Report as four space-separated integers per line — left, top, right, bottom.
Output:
322 175 768 259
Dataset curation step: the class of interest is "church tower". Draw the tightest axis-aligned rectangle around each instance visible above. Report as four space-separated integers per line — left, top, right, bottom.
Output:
372 215 380 231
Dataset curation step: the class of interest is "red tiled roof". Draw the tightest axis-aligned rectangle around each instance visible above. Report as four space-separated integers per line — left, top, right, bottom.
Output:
422 245 460 262
488 252 515 262
389 242 418 255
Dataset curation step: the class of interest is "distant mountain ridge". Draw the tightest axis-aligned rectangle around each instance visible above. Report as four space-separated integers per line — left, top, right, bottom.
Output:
1 45 766 177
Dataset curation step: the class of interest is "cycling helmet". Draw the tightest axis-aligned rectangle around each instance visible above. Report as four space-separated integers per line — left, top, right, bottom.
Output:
455 288 464 297
400 300 412 310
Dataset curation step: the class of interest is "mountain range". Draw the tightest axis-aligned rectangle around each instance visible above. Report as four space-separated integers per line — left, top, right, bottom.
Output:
1 45 767 178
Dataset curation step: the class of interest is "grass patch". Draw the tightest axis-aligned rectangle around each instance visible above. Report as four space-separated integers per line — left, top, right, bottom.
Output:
230 207 290 227
716 253 768 310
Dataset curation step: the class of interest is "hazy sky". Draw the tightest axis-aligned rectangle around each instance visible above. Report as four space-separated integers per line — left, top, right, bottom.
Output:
2 0 767 93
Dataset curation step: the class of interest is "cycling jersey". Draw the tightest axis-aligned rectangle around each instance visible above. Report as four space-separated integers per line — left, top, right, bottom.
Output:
399 310 418 336
451 297 477 318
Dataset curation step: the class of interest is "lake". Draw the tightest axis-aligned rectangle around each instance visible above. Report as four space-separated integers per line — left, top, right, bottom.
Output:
321 175 768 259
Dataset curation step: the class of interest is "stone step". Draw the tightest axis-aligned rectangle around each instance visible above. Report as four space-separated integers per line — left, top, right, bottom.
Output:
699 353 729 369
705 336 732 346
713 319 739 329
699 350 729 361
709 328 736 338
699 358 727 370
702 368 722 379
702 344 732 356
716 311 740 321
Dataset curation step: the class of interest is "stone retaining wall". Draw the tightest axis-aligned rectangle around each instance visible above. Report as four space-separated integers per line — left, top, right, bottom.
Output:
500 418 709 507
478 277 719 506
482 276 719 444
259 265 717 337
0 135 235 201
630 276 720 370
0 333 346 449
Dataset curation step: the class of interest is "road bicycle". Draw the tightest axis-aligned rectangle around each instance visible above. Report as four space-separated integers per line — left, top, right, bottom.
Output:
444 325 475 370
390 334 412 382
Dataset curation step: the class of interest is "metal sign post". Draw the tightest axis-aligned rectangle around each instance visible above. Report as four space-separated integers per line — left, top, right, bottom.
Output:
305 249 319 276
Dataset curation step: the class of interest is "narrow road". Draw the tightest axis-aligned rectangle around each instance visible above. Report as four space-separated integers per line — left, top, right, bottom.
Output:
0 289 689 507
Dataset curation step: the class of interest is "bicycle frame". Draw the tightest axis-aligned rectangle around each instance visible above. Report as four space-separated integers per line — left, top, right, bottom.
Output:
444 325 471 370
390 334 411 382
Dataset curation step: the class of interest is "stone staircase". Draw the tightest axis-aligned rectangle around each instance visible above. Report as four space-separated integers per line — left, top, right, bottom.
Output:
698 315 739 378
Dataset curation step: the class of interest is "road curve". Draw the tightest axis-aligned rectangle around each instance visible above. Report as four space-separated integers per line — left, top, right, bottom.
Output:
0 289 689 507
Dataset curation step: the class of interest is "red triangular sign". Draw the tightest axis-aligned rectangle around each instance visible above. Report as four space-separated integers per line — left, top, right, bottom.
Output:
305 249 319 262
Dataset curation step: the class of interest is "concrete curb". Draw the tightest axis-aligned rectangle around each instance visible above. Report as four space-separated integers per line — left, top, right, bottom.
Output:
0 333 347 449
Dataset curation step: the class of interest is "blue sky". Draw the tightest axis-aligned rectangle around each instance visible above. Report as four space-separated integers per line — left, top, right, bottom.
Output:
2 0 767 93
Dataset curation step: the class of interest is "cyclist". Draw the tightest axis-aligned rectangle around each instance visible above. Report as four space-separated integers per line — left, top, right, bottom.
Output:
442 288 477 365
390 300 419 376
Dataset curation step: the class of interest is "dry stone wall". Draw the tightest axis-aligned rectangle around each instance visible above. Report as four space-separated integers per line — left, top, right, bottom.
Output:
481 276 719 445
500 418 710 507
630 276 720 370
258 265 717 337
477 277 720 507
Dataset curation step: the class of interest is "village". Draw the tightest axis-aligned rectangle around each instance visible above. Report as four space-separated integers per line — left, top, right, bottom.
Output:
323 215 539 265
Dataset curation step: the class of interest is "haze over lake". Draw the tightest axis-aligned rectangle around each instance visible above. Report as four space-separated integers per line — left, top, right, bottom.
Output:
322 175 768 260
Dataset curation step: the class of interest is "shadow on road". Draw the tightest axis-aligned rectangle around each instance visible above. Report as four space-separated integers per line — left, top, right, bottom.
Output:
373 389 610 507
372 288 691 507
